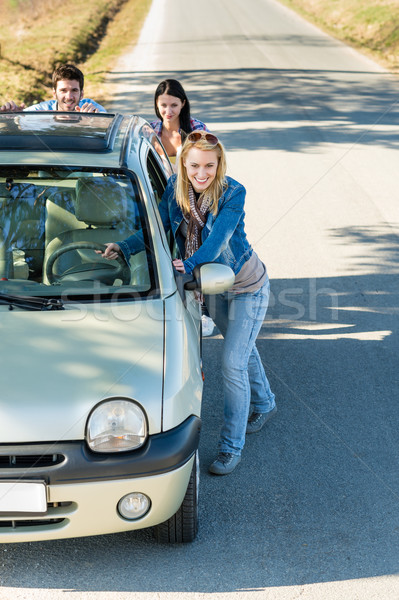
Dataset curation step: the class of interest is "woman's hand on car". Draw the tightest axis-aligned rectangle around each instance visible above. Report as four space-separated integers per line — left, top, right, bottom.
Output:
172 259 185 273
95 243 121 260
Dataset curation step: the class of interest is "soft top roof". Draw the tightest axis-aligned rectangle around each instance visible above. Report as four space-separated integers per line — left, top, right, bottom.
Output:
0 112 124 152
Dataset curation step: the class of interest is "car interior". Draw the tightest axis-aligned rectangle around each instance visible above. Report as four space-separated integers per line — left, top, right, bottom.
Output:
0 168 152 295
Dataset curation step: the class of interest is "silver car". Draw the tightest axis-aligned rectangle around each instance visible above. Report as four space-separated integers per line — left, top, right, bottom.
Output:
0 112 233 544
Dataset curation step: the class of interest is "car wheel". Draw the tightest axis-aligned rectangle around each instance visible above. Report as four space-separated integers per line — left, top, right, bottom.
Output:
153 450 199 543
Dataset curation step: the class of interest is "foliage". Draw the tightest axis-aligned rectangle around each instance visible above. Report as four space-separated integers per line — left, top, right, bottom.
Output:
0 0 150 105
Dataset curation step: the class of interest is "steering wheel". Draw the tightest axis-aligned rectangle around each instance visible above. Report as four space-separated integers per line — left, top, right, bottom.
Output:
46 242 131 285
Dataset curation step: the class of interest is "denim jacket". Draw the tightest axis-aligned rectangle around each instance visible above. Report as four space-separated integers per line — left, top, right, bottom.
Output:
119 175 253 275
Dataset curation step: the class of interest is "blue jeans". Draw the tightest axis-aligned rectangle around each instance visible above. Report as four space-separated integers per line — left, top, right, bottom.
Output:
204 280 276 456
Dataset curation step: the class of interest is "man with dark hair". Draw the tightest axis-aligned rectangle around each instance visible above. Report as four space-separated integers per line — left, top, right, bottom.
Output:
1 64 106 113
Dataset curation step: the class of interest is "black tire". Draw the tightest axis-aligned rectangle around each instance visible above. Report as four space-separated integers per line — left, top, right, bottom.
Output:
153 451 199 543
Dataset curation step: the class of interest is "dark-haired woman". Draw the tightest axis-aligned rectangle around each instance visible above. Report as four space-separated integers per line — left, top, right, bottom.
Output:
151 79 215 335
150 79 208 169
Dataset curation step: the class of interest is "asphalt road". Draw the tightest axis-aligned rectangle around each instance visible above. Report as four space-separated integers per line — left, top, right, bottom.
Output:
2 0 399 598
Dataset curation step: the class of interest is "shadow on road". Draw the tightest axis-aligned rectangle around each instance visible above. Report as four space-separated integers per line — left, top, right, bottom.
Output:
0 226 398 592
108 68 399 153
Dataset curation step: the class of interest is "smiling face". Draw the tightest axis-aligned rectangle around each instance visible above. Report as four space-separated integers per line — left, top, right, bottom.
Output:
156 93 185 126
183 147 219 193
53 79 83 111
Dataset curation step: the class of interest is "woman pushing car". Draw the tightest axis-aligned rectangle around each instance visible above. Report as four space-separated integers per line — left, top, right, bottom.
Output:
101 131 276 475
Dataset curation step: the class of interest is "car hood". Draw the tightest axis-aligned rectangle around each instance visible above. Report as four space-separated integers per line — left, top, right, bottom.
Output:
0 300 164 443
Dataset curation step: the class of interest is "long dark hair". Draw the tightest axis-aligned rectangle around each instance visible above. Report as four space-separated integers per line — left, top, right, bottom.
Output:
154 79 192 134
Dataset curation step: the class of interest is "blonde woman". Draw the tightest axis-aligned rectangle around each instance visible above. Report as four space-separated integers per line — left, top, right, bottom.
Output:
102 132 276 475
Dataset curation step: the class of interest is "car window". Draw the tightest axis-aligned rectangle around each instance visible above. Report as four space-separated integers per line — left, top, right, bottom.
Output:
0 167 157 300
146 151 181 260
146 150 167 206
141 124 173 182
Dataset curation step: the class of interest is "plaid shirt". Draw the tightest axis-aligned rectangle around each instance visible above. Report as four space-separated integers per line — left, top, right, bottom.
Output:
150 117 209 135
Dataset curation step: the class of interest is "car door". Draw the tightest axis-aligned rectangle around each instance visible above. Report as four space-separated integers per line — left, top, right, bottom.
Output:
145 148 201 337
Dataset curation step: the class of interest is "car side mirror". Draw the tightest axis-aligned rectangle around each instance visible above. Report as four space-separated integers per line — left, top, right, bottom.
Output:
185 263 235 295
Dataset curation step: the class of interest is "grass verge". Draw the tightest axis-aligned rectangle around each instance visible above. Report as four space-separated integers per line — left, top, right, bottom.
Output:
82 0 152 106
0 0 151 106
278 0 399 71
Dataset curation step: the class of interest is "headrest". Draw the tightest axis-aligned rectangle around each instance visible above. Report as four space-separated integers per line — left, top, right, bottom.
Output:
74 177 128 226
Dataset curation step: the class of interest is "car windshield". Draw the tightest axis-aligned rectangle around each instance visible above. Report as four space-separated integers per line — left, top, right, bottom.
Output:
0 167 156 300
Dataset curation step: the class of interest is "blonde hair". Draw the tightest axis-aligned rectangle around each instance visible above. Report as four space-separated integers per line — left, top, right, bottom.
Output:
175 135 227 216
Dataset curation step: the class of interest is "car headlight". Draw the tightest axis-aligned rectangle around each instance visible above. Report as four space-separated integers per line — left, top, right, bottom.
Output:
86 398 147 453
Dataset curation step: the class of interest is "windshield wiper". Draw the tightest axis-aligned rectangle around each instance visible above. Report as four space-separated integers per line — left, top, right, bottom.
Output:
0 292 64 311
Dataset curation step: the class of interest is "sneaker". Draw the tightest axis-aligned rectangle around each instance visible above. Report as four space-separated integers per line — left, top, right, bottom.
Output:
201 314 215 337
208 452 241 475
246 405 277 434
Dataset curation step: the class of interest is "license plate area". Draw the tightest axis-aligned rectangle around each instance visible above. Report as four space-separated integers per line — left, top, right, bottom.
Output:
0 480 47 515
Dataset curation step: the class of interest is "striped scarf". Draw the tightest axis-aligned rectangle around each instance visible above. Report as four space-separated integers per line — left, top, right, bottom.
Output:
184 184 211 259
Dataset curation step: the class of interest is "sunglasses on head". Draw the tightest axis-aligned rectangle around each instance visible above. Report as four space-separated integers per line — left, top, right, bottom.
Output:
186 131 219 146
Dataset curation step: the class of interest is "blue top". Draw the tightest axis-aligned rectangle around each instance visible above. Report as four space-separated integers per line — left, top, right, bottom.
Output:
24 99 107 112
119 175 253 275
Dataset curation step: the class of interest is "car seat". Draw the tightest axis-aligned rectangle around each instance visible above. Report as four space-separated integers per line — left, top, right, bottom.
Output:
44 185 84 250
42 177 144 286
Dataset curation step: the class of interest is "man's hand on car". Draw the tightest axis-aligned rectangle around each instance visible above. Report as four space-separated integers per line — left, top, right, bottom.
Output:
75 102 99 113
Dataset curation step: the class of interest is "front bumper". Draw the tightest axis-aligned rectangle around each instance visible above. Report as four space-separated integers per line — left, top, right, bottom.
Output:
0 416 200 543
